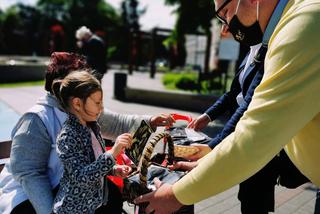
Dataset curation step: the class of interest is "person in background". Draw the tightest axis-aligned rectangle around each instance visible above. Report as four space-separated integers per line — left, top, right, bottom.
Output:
52 71 132 213
0 52 175 214
76 26 107 81
134 0 320 213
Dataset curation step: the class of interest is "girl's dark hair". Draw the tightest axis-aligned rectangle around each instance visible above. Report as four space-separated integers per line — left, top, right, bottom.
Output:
45 52 89 93
52 70 102 110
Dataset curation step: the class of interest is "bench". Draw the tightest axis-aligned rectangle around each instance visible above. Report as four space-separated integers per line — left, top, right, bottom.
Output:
0 139 113 173
0 140 12 172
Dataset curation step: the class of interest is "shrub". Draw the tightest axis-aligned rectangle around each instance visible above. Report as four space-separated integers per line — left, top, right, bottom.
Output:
162 72 198 91
162 71 225 95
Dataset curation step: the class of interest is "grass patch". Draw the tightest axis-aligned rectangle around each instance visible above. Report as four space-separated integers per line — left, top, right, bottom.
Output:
0 80 45 88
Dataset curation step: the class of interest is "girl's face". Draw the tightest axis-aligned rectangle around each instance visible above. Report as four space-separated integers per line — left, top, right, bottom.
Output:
74 90 104 124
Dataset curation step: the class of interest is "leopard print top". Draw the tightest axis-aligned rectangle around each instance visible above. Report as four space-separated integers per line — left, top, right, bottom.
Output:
53 114 115 214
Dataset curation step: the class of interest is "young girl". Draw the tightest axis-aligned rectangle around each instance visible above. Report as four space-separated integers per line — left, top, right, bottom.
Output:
52 70 132 214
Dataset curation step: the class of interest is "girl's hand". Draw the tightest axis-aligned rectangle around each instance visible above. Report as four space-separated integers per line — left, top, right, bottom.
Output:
113 165 132 178
109 133 132 158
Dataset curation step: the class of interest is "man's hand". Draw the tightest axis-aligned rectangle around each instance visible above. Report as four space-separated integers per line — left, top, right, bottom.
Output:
185 143 212 161
134 178 183 214
150 113 175 129
168 161 198 171
187 114 210 131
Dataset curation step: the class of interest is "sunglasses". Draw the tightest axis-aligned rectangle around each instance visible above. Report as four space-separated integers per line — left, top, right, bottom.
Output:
215 0 233 25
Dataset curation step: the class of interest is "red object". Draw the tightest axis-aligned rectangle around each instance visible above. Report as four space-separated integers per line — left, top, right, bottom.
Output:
50 24 64 34
105 147 132 192
171 113 192 123
165 113 192 129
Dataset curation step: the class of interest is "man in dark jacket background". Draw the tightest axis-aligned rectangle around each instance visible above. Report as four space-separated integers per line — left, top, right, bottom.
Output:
76 26 107 81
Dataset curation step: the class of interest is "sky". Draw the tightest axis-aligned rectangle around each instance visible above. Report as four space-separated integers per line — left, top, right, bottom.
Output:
0 0 177 30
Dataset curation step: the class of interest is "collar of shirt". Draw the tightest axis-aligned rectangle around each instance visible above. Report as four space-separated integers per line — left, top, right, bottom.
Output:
239 43 262 86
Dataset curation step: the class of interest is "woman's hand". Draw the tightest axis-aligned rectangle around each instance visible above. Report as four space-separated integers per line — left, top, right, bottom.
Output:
113 165 132 178
150 113 175 129
109 133 132 158
187 114 211 131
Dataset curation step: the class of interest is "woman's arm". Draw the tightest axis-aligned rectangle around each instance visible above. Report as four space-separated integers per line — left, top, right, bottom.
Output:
98 109 151 140
10 113 54 214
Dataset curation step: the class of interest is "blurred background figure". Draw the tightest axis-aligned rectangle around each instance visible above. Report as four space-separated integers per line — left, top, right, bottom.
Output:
76 26 107 81
49 24 66 54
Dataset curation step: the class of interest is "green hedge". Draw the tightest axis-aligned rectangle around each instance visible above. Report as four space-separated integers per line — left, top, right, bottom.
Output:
162 72 198 90
162 72 223 95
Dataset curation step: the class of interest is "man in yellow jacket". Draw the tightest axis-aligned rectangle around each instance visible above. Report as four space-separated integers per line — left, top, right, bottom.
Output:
135 0 320 213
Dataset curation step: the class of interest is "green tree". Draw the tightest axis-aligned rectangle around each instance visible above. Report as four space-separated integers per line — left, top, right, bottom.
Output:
120 0 146 30
0 9 4 53
164 0 215 66
165 0 215 34
1 4 41 54
36 0 122 52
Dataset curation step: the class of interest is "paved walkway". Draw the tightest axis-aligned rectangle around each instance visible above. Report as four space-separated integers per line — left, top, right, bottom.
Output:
0 69 319 213
0 101 20 141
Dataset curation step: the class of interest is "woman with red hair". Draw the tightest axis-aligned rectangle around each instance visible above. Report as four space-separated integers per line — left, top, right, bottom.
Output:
0 52 175 214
